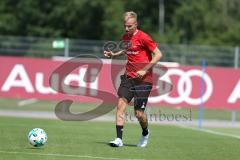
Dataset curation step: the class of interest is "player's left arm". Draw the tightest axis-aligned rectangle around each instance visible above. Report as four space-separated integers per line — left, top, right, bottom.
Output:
136 47 162 78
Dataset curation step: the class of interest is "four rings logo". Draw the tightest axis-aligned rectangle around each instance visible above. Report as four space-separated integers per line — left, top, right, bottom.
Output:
149 68 213 105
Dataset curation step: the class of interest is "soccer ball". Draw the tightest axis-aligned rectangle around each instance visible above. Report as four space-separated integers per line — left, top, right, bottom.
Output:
28 128 48 147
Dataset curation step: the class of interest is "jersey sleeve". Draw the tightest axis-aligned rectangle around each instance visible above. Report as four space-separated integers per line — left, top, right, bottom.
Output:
142 34 157 53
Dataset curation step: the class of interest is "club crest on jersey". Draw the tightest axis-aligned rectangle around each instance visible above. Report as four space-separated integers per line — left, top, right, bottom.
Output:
119 40 132 50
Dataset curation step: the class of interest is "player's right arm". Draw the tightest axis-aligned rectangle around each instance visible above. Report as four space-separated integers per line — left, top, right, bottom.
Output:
104 50 125 58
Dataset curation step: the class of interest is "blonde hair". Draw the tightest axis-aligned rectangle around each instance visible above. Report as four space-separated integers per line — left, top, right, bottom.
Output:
123 11 137 21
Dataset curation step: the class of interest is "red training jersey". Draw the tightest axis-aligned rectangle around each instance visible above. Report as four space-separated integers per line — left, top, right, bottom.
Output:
122 29 157 83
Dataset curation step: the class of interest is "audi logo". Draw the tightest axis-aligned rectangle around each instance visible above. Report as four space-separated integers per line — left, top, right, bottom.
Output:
149 68 213 105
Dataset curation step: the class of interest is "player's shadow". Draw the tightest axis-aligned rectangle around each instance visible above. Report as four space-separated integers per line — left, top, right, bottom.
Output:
96 141 136 147
123 143 136 147
25 147 44 150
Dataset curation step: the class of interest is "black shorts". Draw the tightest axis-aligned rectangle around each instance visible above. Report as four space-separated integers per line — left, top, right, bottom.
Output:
117 75 152 111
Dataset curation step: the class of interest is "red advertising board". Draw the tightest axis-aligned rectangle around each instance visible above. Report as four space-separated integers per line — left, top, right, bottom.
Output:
0 56 239 110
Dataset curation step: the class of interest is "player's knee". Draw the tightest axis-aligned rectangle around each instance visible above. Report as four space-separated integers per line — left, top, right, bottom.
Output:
134 110 144 119
117 98 127 111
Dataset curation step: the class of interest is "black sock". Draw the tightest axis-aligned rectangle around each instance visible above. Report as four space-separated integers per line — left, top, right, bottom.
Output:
142 127 149 136
116 125 123 139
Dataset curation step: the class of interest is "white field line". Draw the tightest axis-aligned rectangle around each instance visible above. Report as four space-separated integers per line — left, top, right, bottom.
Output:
0 150 144 160
17 98 38 107
177 124 240 140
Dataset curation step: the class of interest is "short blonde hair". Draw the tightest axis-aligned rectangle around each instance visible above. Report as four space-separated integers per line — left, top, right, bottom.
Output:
123 11 137 21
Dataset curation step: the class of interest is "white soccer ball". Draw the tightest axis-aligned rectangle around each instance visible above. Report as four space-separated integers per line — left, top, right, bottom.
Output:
28 128 48 147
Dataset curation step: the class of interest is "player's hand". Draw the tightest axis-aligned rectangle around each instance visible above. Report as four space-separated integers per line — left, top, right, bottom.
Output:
136 70 147 79
104 50 113 58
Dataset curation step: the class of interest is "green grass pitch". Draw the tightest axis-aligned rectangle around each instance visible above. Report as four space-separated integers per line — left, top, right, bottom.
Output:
0 116 240 160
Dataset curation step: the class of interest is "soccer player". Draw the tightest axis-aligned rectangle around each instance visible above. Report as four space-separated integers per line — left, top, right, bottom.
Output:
104 11 162 147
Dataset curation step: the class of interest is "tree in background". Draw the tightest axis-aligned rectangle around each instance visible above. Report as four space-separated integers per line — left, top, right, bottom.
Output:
166 0 240 46
0 0 239 46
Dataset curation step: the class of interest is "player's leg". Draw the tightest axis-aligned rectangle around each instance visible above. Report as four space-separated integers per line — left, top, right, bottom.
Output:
134 83 152 147
109 75 133 147
115 97 128 138
109 97 128 147
134 107 150 147
135 109 149 136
